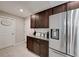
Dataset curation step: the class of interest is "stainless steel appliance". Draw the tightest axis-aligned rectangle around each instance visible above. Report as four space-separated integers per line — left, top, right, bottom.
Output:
49 8 79 57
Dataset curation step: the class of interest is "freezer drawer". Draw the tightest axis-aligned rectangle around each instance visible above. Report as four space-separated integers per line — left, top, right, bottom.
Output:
49 48 70 57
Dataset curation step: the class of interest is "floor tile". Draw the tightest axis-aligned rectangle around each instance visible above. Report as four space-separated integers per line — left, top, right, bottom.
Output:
0 43 39 57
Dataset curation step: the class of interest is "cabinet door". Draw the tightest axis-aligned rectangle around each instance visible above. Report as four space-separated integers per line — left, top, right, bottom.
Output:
47 8 53 16
67 2 79 11
31 10 49 28
31 15 36 28
44 10 49 28
35 13 40 28
35 11 49 28
40 11 49 28
53 3 66 15
27 36 33 51
33 39 40 55
40 40 49 57
36 12 43 28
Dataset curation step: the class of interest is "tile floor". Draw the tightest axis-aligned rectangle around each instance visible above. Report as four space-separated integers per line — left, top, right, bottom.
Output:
0 42 39 57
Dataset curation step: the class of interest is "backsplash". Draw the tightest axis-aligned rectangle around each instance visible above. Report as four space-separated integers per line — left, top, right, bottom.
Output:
34 29 49 33
34 29 49 38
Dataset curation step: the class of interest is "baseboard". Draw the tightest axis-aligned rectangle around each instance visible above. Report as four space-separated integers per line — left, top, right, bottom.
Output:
14 40 25 46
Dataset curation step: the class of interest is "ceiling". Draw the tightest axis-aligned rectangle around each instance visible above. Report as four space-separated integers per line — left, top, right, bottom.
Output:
0 1 68 18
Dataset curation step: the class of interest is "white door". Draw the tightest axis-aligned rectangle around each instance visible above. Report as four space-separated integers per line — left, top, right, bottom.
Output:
0 16 16 49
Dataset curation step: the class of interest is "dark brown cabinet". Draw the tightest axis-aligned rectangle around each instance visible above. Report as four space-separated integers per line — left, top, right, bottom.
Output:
40 40 48 57
35 13 41 28
67 2 79 11
52 2 79 15
31 10 49 28
27 36 49 57
27 36 33 51
33 39 40 55
52 3 67 15
35 11 49 28
31 15 36 28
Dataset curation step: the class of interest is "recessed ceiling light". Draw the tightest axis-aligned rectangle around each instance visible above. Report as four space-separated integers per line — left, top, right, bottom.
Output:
20 9 23 12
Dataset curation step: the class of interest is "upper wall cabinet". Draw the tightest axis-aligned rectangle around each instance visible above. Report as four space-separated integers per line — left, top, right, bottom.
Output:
30 3 67 28
52 3 67 15
52 2 79 15
31 15 36 28
67 2 79 11
31 9 52 28
35 10 49 28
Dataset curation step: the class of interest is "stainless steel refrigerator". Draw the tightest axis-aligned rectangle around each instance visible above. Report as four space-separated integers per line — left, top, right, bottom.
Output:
49 8 79 57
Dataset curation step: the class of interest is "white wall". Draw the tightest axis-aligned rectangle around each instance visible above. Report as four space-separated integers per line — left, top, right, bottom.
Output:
0 11 25 44
25 17 34 36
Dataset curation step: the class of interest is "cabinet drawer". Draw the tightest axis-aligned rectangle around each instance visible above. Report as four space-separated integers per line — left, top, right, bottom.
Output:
40 40 48 45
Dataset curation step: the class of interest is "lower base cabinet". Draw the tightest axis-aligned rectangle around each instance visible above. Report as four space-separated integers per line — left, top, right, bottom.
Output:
27 36 33 51
33 39 40 55
27 36 49 57
40 40 48 57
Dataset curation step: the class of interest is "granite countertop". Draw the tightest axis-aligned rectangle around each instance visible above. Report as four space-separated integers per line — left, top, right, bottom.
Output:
27 35 49 41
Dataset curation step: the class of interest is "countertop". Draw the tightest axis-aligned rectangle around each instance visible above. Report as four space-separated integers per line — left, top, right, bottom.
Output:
27 35 49 41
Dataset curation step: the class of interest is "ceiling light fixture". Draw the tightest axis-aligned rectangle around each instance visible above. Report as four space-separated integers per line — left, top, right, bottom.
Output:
20 9 23 12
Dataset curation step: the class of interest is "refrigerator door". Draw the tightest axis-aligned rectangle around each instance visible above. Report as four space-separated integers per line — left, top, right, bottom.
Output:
67 9 79 56
49 12 66 53
76 9 79 57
